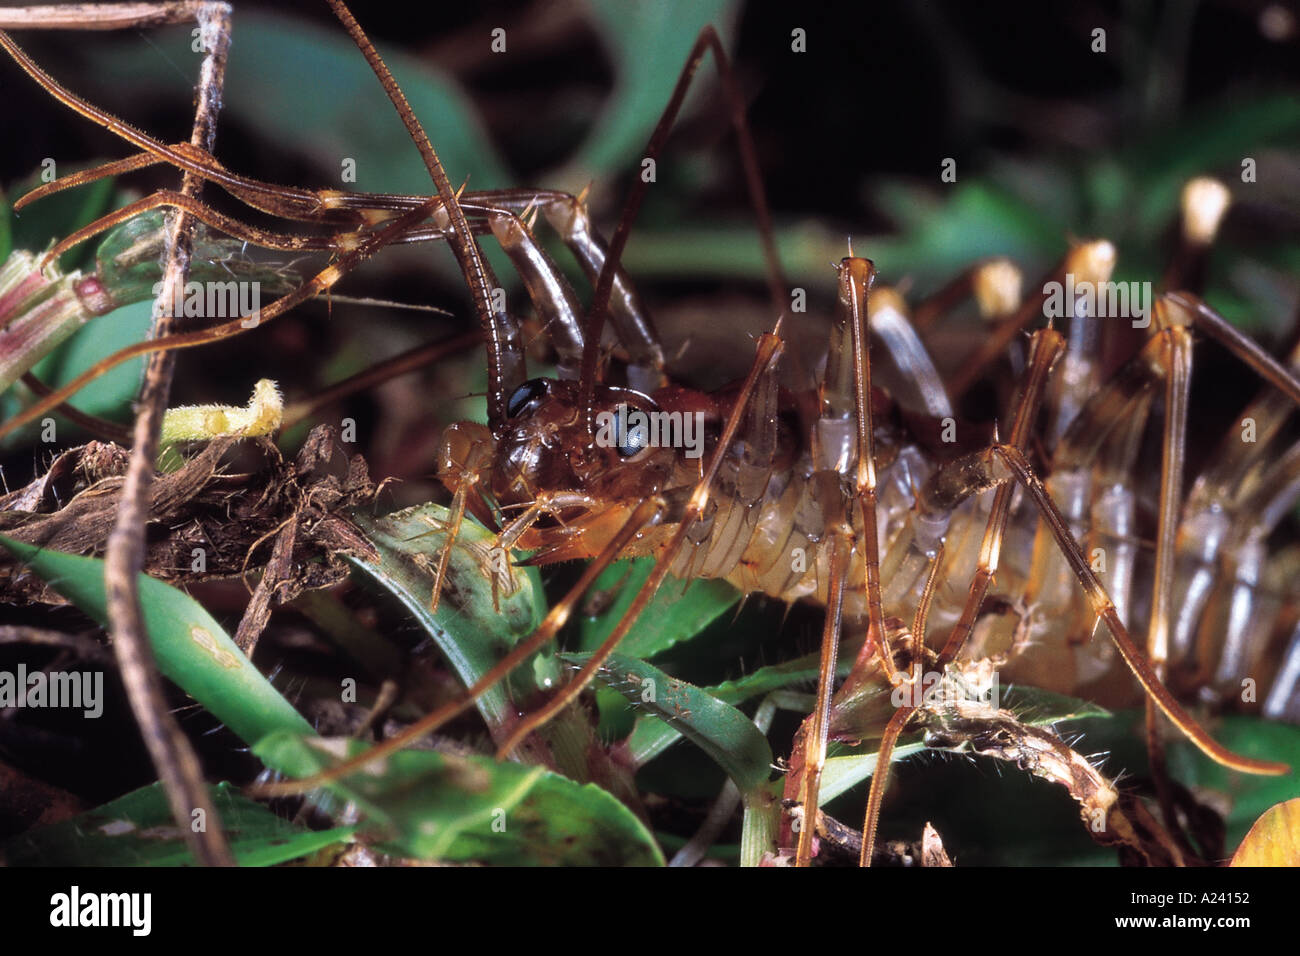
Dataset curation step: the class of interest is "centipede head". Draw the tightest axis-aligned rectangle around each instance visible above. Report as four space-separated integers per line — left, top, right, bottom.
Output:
491 377 678 509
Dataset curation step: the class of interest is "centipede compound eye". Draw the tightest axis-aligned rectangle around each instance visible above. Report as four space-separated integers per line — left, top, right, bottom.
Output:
611 404 651 458
506 378 550 418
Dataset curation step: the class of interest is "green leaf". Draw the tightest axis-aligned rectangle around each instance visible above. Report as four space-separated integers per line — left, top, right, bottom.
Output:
572 0 740 179
0 782 353 867
0 185 11 261
346 503 549 733
579 557 740 659
1230 798 1300 866
1001 685 1111 724
29 300 152 419
564 650 772 793
818 740 930 806
8 166 116 273
1166 715 1300 849
0 536 313 747
254 732 663 866
84 12 512 194
626 651 840 766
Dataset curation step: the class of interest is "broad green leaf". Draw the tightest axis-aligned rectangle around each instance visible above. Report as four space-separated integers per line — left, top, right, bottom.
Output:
1230 798 1300 867
255 732 663 866
819 739 930 806
1000 685 1110 724
572 0 739 179
0 781 353 867
0 536 313 747
564 650 772 793
347 503 549 732
579 557 740 659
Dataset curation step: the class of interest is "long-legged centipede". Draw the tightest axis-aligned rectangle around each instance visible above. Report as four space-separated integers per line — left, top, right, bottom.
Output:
1 2 1297 869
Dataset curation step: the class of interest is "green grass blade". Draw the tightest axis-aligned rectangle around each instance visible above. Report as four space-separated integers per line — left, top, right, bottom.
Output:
0 536 313 747
0 782 354 867
563 650 772 793
346 503 549 732
254 732 663 866
578 558 740 660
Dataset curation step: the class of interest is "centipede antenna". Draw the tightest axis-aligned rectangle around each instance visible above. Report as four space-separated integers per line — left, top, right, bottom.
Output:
859 544 946 867
578 25 790 436
0 31 327 215
13 151 168 210
325 0 523 428
38 190 338 270
0 197 443 443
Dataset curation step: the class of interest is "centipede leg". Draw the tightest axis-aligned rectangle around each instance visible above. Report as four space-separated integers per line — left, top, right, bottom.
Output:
1144 302 1196 851
39 190 345 268
858 544 944 866
796 256 899 866
937 328 1064 667
470 189 667 391
992 444 1289 777
864 285 952 420
1162 178 1233 295
479 205 588 380
1168 292 1300 409
14 151 170 210
854 326 1060 868
1168 333 1300 679
427 440 492 615
0 31 341 222
794 518 851 868
1206 442 1300 695
1023 332 1164 658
